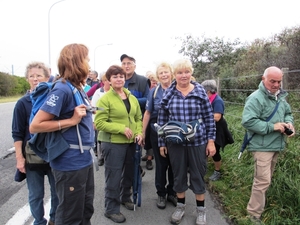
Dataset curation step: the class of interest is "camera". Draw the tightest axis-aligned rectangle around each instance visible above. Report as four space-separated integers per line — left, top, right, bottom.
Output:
86 106 103 113
284 127 293 135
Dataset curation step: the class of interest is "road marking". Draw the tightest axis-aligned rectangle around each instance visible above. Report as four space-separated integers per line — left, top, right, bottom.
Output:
5 199 50 225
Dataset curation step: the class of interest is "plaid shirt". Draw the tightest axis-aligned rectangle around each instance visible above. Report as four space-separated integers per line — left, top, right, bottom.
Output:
157 81 216 147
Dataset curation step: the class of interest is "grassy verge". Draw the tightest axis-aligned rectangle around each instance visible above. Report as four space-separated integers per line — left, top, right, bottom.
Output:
0 95 22 103
206 104 300 225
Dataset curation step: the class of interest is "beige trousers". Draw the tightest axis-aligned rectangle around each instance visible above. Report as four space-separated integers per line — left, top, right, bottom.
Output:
247 151 279 218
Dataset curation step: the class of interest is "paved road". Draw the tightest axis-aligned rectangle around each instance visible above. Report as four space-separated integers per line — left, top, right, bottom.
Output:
2 158 230 225
0 102 230 225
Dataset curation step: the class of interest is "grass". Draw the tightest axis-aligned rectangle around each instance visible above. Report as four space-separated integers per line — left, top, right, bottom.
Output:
206 104 300 225
0 95 22 103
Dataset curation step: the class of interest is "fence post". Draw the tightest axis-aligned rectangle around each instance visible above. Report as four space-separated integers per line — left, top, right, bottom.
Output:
281 68 289 102
217 77 221 97
281 68 289 90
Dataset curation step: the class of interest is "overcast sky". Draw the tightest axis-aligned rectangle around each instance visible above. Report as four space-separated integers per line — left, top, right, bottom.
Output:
0 0 299 77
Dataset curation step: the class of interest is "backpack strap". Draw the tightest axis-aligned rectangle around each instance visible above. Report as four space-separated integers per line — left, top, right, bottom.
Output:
153 84 160 99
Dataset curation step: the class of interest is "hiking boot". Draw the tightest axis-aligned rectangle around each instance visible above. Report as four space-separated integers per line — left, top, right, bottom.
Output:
170 203 185 224
104 212 126 223
249 215 262 225
209 171 221 181
121 200 134 210
98 158 104 166
140 167 146 177
157 196 166 209
196 207 206 225
146 160 153 170
167 195 177 207
141 154 148 161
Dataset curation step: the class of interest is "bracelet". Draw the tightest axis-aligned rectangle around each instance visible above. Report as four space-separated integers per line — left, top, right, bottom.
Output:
58 120 61 130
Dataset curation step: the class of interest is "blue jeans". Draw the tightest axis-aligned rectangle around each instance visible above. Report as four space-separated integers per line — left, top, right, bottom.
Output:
26 166 59 225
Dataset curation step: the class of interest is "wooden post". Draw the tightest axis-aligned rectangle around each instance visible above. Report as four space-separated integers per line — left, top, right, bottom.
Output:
216 77 221 97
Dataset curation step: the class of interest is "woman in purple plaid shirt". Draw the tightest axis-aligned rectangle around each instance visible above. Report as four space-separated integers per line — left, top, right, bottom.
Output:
157 59 216 225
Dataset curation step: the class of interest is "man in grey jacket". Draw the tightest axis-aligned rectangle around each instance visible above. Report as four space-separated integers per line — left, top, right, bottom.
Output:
241 66 295 224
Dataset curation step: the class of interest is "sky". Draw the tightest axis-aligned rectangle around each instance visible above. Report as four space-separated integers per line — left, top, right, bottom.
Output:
0 0 299 77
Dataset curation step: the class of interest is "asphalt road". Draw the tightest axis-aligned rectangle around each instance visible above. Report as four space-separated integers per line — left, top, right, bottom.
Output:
0 102 231 225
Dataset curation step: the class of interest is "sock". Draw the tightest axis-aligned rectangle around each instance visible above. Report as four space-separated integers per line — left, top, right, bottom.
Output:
177 197 185 204
196 200 205 207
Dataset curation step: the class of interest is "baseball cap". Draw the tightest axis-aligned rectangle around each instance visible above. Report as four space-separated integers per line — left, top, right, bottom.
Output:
120 54 136 63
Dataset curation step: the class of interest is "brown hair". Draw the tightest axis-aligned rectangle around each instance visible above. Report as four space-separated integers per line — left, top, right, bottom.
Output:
25 62 50 79
105 65 126 81
57 43 90 89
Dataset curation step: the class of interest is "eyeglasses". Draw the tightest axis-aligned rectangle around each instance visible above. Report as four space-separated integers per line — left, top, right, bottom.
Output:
122 62 135 66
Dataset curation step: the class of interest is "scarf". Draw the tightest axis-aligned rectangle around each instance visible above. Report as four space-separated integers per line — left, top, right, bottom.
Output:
209 93 217 104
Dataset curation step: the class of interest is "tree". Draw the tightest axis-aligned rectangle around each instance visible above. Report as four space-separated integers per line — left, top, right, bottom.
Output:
177 35 245 80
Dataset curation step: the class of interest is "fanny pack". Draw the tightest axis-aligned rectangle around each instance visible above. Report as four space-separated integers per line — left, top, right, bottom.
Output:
155 119 202 144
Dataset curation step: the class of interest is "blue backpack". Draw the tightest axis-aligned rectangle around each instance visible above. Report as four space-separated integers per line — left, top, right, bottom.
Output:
29 80 84 129
28 80 89 162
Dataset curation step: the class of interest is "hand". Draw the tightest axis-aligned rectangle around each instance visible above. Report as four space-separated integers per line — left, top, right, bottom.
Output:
124 127 133 139
72 104 87 124
16 157 26 174
135 134 143 145
160 147 168 158
285 123 295 137
206 140 216 157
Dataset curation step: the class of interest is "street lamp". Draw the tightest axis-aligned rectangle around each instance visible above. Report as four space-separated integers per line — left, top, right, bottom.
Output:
93 43 113 70
48 0 66 66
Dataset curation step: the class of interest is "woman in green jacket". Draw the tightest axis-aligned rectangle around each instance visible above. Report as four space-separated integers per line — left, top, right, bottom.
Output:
94 65 143 223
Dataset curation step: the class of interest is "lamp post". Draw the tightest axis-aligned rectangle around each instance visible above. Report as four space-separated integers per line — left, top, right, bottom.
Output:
93 43 113 71
48 0 66 66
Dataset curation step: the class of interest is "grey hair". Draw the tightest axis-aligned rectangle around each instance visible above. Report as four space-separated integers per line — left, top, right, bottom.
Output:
201 79 217 94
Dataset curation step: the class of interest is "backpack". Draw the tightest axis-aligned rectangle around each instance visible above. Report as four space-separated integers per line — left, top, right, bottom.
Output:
28 80 88 161
154 119 201 144
29 80 84 128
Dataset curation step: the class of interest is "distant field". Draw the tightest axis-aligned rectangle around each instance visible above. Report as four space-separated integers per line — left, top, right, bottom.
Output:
0 95 22 103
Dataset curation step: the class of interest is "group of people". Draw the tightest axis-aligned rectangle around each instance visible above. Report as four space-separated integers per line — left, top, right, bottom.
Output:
11 42 295 225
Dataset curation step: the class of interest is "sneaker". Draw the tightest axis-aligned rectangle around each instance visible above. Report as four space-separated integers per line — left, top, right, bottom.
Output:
140 167 146 177
157 196 166 209
121 200 134 210
98 158 104 166
146 160 153 170
141 154 148 161
48 221 55 225
105 212 126 223
167 195 177 207
249 215 262 225
170 203 185 224
196 207 206 225
209 171 221 181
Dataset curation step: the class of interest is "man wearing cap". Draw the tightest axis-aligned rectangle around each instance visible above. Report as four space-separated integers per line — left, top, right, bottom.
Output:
120 54 150 211
120 54 149 113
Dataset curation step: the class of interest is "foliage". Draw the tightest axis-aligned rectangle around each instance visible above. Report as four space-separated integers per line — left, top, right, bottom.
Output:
177 35 245 81
0 72 28 96
178 25 300 103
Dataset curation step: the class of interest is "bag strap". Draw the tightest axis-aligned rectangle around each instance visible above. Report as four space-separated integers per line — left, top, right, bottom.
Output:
153 84 160 99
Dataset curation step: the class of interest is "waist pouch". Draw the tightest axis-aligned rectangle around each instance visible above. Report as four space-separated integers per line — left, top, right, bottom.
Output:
25 141 50 170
